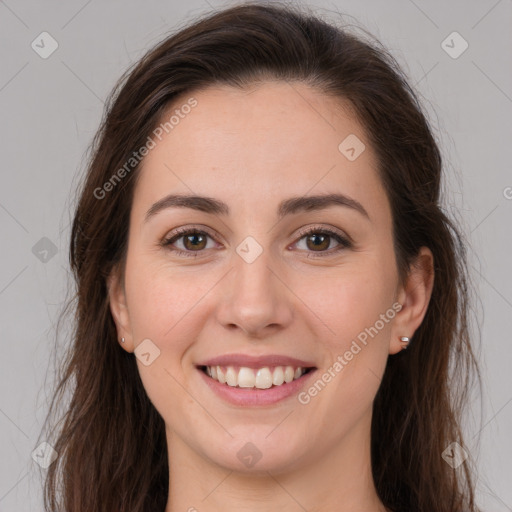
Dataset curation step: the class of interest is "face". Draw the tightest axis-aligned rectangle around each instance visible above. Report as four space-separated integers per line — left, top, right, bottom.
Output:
109 81 415 474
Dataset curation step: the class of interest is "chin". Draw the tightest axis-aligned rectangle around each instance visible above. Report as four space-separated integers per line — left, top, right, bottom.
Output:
202 430 309 474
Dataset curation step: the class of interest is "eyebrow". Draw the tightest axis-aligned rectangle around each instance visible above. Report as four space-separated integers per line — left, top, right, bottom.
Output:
144 192 370 223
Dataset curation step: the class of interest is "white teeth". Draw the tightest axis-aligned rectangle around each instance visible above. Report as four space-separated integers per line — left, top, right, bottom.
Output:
255 368 273 389
284 366 295 383
272 366 284 386
217 366 226 384
225 367 237 387
238 367 256 388
204 364 309 389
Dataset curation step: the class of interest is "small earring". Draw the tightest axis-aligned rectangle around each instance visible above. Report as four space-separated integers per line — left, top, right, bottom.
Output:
121 337 125 343
399 336 410 350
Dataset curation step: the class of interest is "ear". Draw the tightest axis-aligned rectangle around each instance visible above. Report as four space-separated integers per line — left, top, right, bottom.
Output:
389 246 435 355
107 264 133 352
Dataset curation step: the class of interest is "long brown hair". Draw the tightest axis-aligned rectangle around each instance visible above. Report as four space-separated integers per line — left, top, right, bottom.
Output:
38 2 482 511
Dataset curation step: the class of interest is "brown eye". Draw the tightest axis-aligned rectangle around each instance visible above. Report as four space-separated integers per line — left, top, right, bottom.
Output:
294 227 352 257
181 232 208 251
305 232 331 251
162 228 216 257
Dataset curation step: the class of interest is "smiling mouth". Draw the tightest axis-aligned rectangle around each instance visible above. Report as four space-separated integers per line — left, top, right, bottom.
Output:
198 365 316 389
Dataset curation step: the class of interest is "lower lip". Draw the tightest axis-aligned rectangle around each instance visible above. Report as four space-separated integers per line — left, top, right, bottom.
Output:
197 367 317 406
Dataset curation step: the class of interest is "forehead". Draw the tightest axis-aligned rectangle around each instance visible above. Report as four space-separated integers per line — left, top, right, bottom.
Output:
132 81 390 225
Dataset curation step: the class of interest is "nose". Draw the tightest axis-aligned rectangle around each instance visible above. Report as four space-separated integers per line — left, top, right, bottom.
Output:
215 247 293 339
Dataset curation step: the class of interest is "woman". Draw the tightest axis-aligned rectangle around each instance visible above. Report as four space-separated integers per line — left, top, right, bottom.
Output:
39 2 482 511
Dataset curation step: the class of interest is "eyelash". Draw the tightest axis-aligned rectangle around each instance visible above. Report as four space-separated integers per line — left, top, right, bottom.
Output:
161 225 352 259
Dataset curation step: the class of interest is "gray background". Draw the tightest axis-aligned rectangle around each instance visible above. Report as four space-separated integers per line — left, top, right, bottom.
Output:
0 0 511 510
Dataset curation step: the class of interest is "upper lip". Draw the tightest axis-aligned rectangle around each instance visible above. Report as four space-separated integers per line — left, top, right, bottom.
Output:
197 353 316 369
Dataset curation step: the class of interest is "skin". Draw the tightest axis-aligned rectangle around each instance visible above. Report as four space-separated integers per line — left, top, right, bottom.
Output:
108 81 434 512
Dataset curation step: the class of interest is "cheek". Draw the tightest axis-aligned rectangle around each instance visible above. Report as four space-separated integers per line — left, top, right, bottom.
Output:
304 262 394 342
299 268 394 420
126 276 169 338
124 252 201 344
124 256 203 412
297 258 396 409
125 256 192 362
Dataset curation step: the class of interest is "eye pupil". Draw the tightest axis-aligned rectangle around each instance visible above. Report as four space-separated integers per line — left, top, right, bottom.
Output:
184 233 206 250
307 233 329 251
